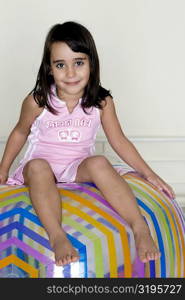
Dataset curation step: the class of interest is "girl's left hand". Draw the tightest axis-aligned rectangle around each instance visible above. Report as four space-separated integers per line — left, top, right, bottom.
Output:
144 172 176 200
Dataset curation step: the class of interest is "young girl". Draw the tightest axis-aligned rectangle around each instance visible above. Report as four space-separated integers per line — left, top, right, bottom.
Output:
0 21 175 267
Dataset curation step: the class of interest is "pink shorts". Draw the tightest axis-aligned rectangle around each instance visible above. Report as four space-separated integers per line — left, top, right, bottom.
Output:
6 157 134 186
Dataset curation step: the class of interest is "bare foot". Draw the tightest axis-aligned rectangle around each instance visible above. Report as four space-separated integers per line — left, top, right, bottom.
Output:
132 225 161 263
50 233 80 266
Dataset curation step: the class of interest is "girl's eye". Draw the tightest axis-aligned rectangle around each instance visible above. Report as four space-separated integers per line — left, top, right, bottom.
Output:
56 61 84 69
56 63 64 69
75 61 84 66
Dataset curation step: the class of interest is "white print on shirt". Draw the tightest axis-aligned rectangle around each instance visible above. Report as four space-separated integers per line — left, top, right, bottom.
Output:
46 118 92 129
58 129 81 142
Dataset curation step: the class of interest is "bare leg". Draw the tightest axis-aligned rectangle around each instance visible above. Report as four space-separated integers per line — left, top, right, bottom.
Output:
75 155 161 263
23 159 79 266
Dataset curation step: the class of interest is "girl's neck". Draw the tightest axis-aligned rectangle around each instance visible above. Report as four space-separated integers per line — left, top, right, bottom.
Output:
56 87 83 103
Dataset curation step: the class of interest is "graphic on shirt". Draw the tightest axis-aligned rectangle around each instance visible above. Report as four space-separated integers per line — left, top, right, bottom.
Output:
46 118 92 129
58 129 81 142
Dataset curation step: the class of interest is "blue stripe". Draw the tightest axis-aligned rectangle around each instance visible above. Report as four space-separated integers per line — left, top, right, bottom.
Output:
149 260 156 278
0 208 42 225
137 198 166 278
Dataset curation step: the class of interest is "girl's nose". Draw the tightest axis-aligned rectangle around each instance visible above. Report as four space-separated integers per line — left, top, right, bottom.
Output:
66 66 76 78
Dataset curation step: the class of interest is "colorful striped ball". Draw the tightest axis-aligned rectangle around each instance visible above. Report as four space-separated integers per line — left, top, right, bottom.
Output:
0 170 184 278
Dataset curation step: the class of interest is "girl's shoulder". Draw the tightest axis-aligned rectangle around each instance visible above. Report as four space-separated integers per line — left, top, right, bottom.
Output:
15 94 44 133
99 96 114 118
17 94 44 129
22 94 44 118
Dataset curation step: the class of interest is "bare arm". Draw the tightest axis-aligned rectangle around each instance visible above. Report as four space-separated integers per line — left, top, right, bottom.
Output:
100 97 175 199
101 97 153 177
0 94 43 179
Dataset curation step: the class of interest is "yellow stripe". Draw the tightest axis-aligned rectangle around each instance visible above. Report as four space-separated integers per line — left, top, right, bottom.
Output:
0 186 12 192
0 254 38 277
60 189 132 277
145 261 150 278
0 187 28 199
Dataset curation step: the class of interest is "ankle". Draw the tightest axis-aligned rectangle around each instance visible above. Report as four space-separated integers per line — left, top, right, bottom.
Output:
49 230 67 245
131 219 150 234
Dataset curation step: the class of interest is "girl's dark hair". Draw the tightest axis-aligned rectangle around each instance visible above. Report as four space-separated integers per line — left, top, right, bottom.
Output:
30 21 113 114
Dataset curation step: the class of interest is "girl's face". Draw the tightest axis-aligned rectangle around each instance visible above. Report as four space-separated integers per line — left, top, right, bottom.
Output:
50 42 90 101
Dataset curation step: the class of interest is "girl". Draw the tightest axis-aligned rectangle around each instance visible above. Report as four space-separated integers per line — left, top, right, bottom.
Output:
0 21 175 267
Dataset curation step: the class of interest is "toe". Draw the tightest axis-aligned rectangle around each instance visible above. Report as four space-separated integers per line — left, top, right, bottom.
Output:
66 255 72 264
56 259 63 266
146 251 153 261
62 257 68 265
148 252 155 261
71 255 79 262
139 250 148 263
155 251 161 260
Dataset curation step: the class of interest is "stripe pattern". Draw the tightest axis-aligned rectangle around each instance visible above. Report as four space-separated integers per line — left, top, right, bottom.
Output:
0 169 184 278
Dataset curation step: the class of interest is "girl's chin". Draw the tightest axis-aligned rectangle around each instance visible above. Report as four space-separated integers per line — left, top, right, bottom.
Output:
59 88 84 98
57 83 86 96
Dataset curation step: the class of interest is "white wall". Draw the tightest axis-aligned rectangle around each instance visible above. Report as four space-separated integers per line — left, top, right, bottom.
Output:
0 0 185 136
0 0 185 204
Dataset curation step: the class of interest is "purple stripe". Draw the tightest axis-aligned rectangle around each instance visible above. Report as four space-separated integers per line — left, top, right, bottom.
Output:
86 210 96 216
63 225 71 231
74 217 84 223
0 237 54 277
60 183 114 209
63 183 113 209
0 222 51 249
132 255 145 277
172 200 185 231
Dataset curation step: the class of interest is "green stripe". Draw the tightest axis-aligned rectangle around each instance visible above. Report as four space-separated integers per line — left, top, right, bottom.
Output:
0 195 31 207
38 262 46 278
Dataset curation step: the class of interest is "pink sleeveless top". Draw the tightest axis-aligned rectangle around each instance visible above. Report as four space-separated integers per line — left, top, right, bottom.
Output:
7 85 101 184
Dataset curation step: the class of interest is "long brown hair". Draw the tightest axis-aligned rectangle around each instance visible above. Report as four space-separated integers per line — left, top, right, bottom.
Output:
30 21 113 114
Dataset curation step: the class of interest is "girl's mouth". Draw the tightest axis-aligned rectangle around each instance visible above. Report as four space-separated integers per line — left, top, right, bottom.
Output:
65 81 80 86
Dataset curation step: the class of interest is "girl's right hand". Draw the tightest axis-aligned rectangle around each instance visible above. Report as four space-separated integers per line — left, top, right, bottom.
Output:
0 167 8 184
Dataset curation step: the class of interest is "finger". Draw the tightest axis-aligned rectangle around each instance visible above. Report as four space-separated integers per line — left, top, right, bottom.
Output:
0 178 6 185
161 185 175 199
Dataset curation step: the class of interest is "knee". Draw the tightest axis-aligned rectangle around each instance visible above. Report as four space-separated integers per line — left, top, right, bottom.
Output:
85 155 111 172
23 159 51 177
